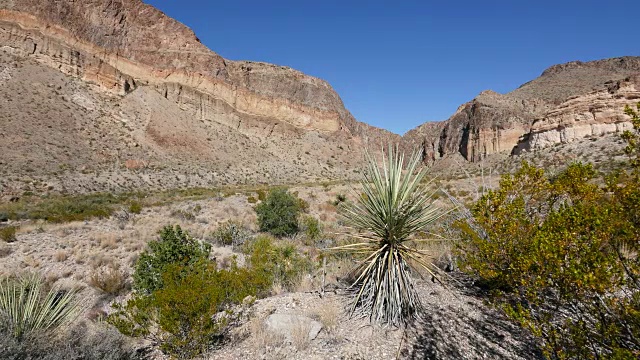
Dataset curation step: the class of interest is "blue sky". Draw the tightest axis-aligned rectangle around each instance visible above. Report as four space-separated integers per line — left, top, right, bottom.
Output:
144 0 640 134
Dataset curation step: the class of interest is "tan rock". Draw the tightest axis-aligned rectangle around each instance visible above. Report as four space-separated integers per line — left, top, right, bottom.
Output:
405 58 640 162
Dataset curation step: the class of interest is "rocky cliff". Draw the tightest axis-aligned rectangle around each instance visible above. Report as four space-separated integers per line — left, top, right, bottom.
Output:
405 57 640 162
0 0 391 137
514 75 640 153
0 0 398 194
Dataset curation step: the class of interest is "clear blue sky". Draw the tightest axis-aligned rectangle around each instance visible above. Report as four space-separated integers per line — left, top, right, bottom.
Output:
144 0 640 135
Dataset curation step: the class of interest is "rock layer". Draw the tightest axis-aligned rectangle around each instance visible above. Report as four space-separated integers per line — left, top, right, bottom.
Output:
0 0 393 140
406 57 640 162
0 0 401 194
514 76 640 153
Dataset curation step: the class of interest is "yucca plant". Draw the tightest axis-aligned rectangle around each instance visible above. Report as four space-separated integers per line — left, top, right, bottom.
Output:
0 274 83 340
335 146 445 326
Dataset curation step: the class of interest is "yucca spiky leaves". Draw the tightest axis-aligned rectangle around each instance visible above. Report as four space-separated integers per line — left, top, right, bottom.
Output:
0 274 83 339
336 146 443 326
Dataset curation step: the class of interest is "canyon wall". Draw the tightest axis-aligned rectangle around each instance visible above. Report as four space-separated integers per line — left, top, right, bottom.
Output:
0 0 394 142
405 57 640 162
514 76 640 153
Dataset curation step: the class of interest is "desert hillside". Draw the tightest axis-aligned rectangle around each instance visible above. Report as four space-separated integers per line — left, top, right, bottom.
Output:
0 0 398 197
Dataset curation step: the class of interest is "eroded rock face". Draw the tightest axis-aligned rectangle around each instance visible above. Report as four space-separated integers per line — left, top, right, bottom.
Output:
0 0 404 194
405 91 547 162
514 76 640 153
0 0 393 140
405 57 640 162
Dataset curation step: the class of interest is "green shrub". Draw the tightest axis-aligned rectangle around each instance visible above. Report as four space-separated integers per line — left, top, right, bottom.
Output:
243 235 314 294
109 258 269 358
128 201 143 214
256 189 267 202
255 188 302 237
0 226 17 243
109 262 232 359
456 160 640 358
0 274 84 340
133 225 211 295
211 220 251 247
301 215 322 244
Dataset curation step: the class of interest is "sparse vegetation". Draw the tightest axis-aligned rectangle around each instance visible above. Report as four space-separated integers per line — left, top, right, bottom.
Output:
0 193 121 223
128 200 143 214
0 323 144 360
243 235 315 294
300 215 322 245
89 264 129 295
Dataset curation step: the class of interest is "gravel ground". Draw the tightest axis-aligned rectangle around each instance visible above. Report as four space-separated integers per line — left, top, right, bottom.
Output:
213 282 543 360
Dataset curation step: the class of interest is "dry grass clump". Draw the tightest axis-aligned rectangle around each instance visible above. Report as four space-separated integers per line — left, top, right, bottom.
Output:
0 244 12 258
88 264 129 295
0 226 17 243
249 316 284 350
53 251 67 262
291 320 311 350
98 234 120 250
88 252 113 269
0 323 142 360
312 301 340 334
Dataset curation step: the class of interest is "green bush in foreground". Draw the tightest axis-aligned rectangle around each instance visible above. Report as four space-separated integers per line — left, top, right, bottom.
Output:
255 188 302 237
109 261 259 359
457 158 640 357
109 227 282 359
133 225 211 295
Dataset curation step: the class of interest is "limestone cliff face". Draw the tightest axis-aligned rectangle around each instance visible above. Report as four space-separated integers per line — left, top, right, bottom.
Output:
514 76 640 153
405 57 640 162
0 0 392 141
405 91 547 162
